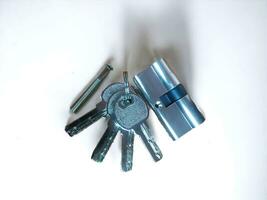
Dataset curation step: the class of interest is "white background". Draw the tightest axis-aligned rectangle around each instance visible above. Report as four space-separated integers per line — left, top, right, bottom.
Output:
0 0 267 200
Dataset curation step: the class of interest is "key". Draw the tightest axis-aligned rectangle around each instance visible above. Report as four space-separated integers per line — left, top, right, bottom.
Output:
134 122 163 161
65 83 125 136
91 120 119 162
66 71 163 172
121 129 134 172
103 72 162 171
112 91 163 165
90 89 144 170
65 101 106 136
89 90 126 164
89 83 148 168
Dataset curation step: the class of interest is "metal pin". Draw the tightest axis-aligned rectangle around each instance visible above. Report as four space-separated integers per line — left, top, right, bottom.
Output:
121 71 133 107
70 64 113 113
123 71 130 95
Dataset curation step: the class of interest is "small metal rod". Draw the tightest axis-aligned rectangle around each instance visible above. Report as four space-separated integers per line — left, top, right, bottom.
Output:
121 71 133 107
70 64 113 113
123 71 130 95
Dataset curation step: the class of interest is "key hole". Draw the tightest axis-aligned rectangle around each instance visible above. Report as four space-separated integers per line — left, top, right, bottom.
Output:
119 97 134 109
155 101 163 109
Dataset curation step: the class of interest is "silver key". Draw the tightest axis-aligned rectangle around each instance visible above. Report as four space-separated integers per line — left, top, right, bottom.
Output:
91 120 119 162
65 101 107 136
134 122 163 161
91 72 162 171
121 129 134 171
114 73 162 162
113 91 162 168
66 72 162 172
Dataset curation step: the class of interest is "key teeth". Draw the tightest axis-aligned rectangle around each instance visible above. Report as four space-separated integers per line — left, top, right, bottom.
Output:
135 123 164 162
153 149 163 162
121 132 134 172
91 122 118 163
65 125 77 137
147 137 163 162
148 141 163 162
91 152 105 163
66 71 168 171
122 162 132 172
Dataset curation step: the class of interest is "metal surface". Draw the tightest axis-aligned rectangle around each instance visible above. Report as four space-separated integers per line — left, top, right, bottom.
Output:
91 120 119 162
70 64 113 113
134 58 205 140
65 101 107 136
111 92 148 130
135 123 163 161
65 72 162 172
65 83 124 136
121 130 134 172
103 72 162 169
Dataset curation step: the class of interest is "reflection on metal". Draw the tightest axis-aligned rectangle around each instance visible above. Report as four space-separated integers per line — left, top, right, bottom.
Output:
134 58 205 140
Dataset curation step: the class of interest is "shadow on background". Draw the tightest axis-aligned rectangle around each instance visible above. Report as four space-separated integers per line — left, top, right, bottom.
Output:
121 1 194 93
65 1 195 155
120 1 194 140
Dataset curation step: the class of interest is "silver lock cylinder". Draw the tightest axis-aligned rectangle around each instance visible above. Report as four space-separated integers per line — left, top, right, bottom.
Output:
133 58 205 140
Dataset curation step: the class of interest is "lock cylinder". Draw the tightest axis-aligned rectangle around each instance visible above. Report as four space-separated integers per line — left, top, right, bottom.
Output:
134 58 205 140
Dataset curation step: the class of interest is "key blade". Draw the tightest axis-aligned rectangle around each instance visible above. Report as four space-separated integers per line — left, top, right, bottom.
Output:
121 131 134 172
65 102 106 136
135 123 163 161
91 121 118 162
